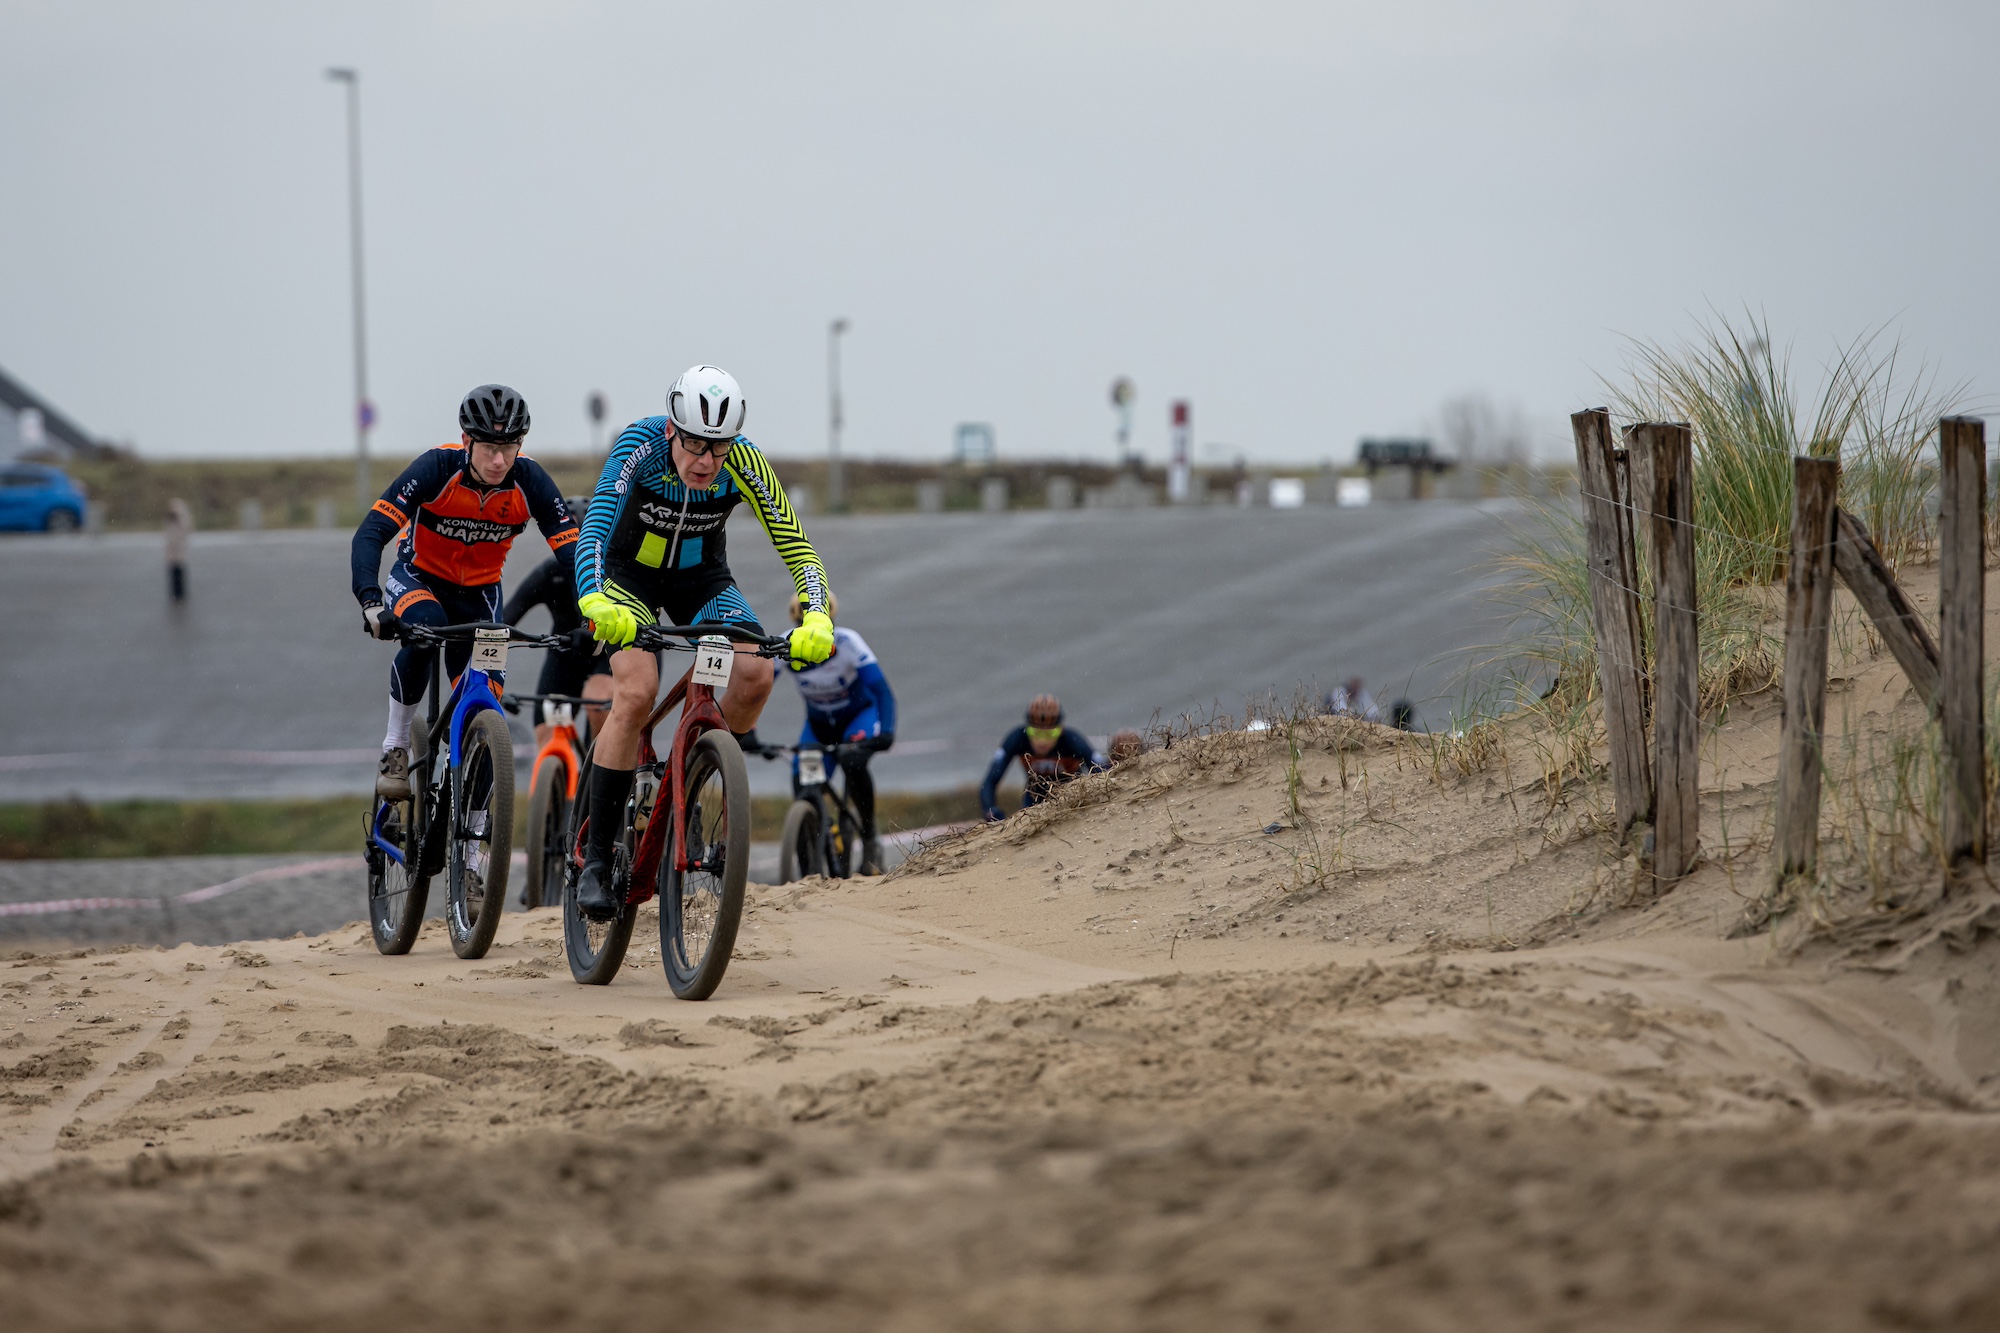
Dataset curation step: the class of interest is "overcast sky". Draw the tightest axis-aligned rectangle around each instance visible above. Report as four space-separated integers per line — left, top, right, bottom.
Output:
3 1 1995 464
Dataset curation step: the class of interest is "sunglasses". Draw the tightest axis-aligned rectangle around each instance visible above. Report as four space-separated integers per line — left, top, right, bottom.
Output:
673 432 735 459
1026 725 1062 743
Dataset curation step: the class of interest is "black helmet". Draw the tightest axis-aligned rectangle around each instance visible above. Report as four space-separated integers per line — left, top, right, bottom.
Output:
459 384 530 442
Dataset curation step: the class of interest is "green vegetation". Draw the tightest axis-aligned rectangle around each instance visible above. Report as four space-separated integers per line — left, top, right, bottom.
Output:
0 788 988 860
1504 314 1966 724
0 796 373 860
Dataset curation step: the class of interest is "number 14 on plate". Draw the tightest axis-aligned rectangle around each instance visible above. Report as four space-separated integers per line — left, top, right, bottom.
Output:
692 636 733 688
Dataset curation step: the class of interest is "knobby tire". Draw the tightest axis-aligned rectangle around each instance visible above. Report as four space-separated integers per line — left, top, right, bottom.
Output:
525 755 569 910
445 709 513 960
660 729 749 1000
368 723 430 955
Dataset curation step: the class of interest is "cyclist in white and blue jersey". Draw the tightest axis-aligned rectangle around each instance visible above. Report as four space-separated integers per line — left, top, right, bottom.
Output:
572 364 835 919
776 592 897 873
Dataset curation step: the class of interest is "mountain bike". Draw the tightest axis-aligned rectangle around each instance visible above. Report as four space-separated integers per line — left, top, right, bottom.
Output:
363 621 563 958
558 622 792 998
501 690 600 910
756 742 869 883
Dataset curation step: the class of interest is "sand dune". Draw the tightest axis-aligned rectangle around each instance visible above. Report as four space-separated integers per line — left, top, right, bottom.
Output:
6 641 2000 1328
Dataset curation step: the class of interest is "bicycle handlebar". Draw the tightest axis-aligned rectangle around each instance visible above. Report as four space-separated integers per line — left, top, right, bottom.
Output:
393 620 570 650
633 621 794 659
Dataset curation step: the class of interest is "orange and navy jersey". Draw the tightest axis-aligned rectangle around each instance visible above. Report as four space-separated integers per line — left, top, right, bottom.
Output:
351 444 578 605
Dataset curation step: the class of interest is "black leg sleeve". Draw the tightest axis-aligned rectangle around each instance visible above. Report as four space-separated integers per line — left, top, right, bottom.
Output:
840 752 877 838
585 764 634 864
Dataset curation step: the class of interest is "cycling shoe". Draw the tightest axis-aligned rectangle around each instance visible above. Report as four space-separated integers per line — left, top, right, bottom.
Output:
575 857 621 921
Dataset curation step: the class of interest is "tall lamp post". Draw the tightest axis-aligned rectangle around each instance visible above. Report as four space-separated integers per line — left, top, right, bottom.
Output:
325 68 373 511
827 318 849 511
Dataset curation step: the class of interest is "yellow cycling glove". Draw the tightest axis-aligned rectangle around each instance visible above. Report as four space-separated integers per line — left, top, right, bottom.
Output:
788 609 834 669
577 592 639 648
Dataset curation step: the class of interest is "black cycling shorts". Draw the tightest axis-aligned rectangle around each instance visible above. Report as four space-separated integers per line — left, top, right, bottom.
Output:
599 561 766 637
534 645 612 701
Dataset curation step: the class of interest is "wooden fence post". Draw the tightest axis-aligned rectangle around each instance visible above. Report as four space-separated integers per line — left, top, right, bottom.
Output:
1939 416 1987 874
1832 508 1940 717
1570 409 1653 842
1773 457 1840 885
1636 422 1698 888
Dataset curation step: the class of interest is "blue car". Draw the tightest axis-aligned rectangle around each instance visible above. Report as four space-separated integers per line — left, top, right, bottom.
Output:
0 464 88 532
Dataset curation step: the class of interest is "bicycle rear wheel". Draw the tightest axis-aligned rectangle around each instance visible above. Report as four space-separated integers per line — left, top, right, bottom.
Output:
563 759 637 984
445 708 513 960
524 754 570 909
777 799 822 883
660 729 749 999
367 726 430 954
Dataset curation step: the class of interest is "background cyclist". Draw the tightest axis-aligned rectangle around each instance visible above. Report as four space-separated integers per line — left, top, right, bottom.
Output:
500 508 616 748
572 364 835 919
979 694 1108 822
773 591 896 874
351 385 578 801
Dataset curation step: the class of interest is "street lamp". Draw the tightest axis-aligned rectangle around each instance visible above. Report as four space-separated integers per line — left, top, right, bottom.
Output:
325 68 372 510
828 318 849 511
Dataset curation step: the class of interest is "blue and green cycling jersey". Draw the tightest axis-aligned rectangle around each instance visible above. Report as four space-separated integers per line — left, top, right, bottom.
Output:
575 416 828 617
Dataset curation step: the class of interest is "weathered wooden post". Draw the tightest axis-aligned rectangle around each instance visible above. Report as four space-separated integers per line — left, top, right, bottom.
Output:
1939 416 1987 874
1773 456 1840 885
1635 422 1698 888
1832 508 1940 716
1570 409 1653 842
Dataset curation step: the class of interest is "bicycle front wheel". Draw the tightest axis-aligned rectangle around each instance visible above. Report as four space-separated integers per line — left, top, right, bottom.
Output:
445 709 513 960
777 799 821 883
368 725 431 954
826 791 865 879
524 754 570 909
660 729 749 999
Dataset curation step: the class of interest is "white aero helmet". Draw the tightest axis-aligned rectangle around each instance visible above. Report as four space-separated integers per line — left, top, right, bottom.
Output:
667 365 747 440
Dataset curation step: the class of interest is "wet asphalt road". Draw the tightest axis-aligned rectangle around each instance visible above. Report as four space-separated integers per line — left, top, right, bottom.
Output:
0 836 926 952
0 500 1532 804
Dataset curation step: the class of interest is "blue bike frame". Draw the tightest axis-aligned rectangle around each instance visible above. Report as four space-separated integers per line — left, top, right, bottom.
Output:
370 662 506 866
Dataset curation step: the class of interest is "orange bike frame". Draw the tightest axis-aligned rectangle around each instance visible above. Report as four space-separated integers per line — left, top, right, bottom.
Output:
529 716 584 801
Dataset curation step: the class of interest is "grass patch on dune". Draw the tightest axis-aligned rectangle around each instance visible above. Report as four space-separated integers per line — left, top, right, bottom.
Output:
0 787 989 860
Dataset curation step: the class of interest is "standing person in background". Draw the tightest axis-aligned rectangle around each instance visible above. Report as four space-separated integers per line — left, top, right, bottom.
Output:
1325 676 1380 722
979 694 1107 821
164 499 191 604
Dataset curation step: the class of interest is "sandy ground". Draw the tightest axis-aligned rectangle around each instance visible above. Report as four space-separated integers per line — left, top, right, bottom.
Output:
8 588 2000 1328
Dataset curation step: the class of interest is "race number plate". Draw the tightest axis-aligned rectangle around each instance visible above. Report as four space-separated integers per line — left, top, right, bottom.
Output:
797 748 827 785
692 635 733 688
471 627 509 675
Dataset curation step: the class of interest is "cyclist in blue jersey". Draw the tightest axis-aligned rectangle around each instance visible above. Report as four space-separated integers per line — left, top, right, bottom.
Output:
775 592 896 873
572 364 835 918
979 694 1108 821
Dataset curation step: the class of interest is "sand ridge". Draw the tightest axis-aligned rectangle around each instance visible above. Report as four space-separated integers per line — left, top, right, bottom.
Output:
7 668 2000 1327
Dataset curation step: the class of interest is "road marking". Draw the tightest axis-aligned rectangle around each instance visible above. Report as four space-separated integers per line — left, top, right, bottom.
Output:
0 856 360 917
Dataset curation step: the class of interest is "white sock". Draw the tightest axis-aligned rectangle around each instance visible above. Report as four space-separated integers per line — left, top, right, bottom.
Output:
383 699 417 752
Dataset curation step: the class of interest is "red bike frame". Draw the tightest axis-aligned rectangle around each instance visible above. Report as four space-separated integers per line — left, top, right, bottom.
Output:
572 661 729 908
